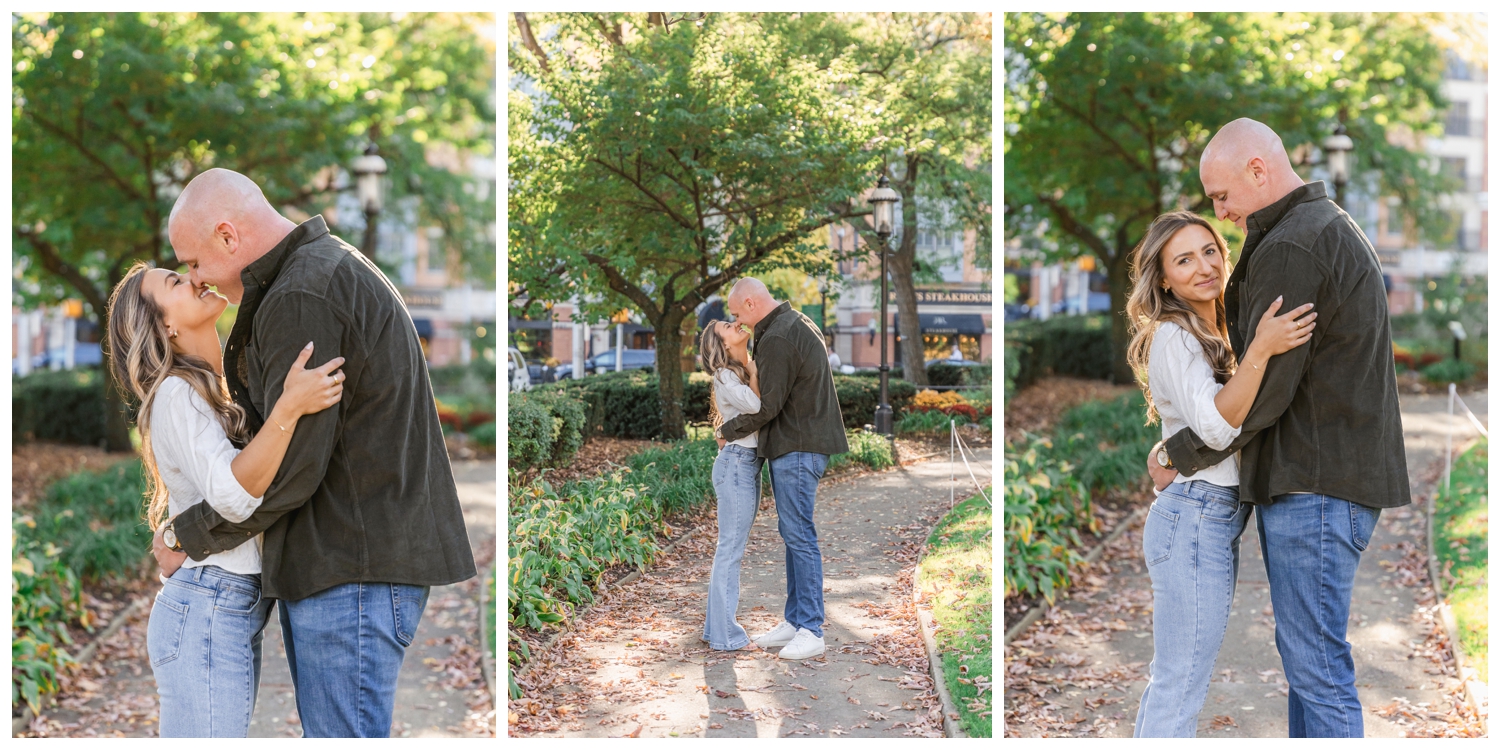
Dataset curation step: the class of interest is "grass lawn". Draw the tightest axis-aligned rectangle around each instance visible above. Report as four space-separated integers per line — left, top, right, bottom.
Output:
1433 438 1487 683
917 492 993 737
484 565 497 666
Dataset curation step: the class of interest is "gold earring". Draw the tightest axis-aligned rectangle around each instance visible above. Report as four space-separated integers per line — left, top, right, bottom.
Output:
168 329 178 339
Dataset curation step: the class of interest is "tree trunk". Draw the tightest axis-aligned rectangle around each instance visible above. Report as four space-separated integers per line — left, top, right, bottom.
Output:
891 157 928 386
654 310 688 441
97 303 135 452
1106 250 1134 385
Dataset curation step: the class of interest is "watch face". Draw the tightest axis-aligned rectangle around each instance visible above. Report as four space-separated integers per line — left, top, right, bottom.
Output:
1157 449 1168 467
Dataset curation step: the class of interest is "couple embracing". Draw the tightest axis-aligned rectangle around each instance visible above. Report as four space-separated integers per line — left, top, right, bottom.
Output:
105 169 475 737
695 278 847 661
1126 118 1410 737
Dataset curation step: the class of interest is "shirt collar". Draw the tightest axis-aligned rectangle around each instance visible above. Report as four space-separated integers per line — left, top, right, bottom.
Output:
753 301 792 340
242 215 330 292
1246 181 1328 236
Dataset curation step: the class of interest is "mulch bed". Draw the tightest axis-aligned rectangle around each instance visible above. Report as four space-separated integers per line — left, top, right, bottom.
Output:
12 442 139 510
1004 377 1138 445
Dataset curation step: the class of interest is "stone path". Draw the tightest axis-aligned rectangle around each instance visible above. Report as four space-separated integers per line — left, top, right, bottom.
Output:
511 453 993 738
22 460 496 738
1004 392 1486 737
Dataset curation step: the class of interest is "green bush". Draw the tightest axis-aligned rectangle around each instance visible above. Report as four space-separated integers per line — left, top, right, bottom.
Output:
24 461 151 581
1420 358 1477 385
469 421 497 450
829 428 895 471
1004 391 1157 603
506 395 553 476
527 390 586 464
896 409 972 435
11 521 87 714
1005 315 1114 391
537 371 714 439
12 369 109 447
507 473 661 631
832 375 916 428
621 438 720 515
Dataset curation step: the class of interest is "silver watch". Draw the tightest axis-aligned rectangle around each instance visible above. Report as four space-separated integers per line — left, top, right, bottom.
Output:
163 523 182 552
1156 447 1174 469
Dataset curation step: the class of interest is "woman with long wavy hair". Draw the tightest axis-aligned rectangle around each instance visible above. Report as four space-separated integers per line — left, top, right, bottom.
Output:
106 261 345 737
697 318 764 652
1124 211 1317 736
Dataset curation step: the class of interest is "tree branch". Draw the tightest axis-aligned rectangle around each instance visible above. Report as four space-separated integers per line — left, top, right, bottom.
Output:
1037 192 1112 262
592 14 625 47
16 229 108 315
514 13 550 73
582 250 664 322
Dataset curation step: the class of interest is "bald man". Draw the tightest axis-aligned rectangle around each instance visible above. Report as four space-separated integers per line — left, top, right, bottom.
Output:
718 278 848 660
1143 120 1409 738
156 169 476 737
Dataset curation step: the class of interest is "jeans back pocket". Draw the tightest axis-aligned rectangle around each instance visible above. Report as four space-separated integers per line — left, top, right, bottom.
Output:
1143 503 1179 567
147 594 191 668
391 584 430 648
1349 503 1381 552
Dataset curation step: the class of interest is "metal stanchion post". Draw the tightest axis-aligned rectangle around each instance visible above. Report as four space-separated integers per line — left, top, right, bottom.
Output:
1445 382 1455 498
950 419 956 509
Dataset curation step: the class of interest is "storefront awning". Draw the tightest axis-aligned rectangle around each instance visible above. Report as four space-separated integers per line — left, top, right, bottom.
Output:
893 313 986 336
508 318 554 330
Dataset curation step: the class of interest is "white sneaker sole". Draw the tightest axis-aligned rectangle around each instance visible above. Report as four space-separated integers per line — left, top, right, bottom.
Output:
778 644 824 660
755 633 796 648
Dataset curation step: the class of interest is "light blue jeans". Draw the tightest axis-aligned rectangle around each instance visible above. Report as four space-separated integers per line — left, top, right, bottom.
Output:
769 451 830 638
1259 493 1381 737
280 581 430 737
148 565 272 737
1134 480 1251 737
704 444 763 650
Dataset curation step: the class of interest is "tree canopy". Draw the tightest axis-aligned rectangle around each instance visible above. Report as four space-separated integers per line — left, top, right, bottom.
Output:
13 11 495 449
1004 12 1453 382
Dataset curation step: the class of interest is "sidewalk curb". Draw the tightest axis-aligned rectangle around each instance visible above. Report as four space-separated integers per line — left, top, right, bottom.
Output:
1423 453 1489 735
12 594 149 737
1005 505 1146 646
912 558 969 739
511 523 703 688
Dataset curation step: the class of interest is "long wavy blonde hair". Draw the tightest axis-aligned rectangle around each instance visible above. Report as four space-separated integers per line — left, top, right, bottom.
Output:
1125 211 1237 424
699 321 752 431
106 262 250 530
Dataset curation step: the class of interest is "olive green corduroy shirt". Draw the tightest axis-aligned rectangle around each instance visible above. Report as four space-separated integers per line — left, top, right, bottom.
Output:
1163 182 1411 509
173 216 477 600
719 302 850 460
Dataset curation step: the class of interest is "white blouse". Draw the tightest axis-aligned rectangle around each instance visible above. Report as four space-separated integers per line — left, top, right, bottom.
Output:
713 368 760 449
150 376 264 575
1147 322 1241 489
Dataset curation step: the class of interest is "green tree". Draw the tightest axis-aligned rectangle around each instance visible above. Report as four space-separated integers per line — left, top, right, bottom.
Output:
13 11 495 450
509 12 880 439
1005 12 1452 383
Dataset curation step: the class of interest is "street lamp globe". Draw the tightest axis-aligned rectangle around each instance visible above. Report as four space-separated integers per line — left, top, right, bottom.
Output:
352 142 388 214
1323 123 1353 189
867 174 900 237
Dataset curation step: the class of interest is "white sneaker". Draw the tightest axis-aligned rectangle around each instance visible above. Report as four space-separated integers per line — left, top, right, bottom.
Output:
778 628 825 660
754 621 798 648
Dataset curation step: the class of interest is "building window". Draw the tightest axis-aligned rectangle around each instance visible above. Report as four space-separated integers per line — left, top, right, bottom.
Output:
1445 52 1472 81
1445 101 1470 137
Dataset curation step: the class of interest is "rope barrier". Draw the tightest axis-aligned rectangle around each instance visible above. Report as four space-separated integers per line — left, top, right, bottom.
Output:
949 419 992 507
1443 382 1487 498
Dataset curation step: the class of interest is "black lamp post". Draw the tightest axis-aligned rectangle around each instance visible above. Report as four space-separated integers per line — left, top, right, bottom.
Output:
352 141 388 262
1323 123 1353 209
867 174 900 438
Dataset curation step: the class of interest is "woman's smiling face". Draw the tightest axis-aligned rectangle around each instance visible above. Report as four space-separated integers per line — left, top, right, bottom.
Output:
716 319 751 347
1160 224 1227 305
141 268 228 338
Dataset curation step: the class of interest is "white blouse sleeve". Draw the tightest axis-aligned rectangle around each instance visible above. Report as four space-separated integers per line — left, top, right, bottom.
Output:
1148 323 1242 451
151 378 264 523
714 369 762 414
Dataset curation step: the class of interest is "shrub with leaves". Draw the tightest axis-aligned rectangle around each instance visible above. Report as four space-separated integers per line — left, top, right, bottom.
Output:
11 518 89 715
828 428 895 471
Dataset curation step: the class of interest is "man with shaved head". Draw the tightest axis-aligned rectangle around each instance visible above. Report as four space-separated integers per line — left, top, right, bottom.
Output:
1145 119 1409 737
718 277 848 660
155 168 475 736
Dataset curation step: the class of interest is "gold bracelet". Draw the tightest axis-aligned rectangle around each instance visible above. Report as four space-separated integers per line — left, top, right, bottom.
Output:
271 417 290 436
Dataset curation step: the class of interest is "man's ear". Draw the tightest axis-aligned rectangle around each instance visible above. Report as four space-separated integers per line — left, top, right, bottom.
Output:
214 221 239 253
1246 156 1269 187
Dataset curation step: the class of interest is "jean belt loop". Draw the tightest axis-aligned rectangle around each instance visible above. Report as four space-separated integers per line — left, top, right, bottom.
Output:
192 566 204 583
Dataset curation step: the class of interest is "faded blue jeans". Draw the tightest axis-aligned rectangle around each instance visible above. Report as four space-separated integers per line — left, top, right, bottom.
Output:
1134 480 1251 737
280 582 430 737
148 565 273 737
703 444 763 650
1259 493 1381 737
768 451 830 638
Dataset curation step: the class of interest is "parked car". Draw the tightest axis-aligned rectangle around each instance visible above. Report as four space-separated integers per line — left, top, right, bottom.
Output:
925 357 986 368
507 347 532 392
554 348 657 379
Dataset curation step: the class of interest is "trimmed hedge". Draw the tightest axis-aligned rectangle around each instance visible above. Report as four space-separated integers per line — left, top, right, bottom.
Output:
833 375 916 428
507 389 588 476
12 369 109 447
1005 315 1113 395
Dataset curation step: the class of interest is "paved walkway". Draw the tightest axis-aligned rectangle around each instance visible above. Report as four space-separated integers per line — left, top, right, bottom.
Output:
511 454 993 738
26 460 496 738
1005 392 1486 737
